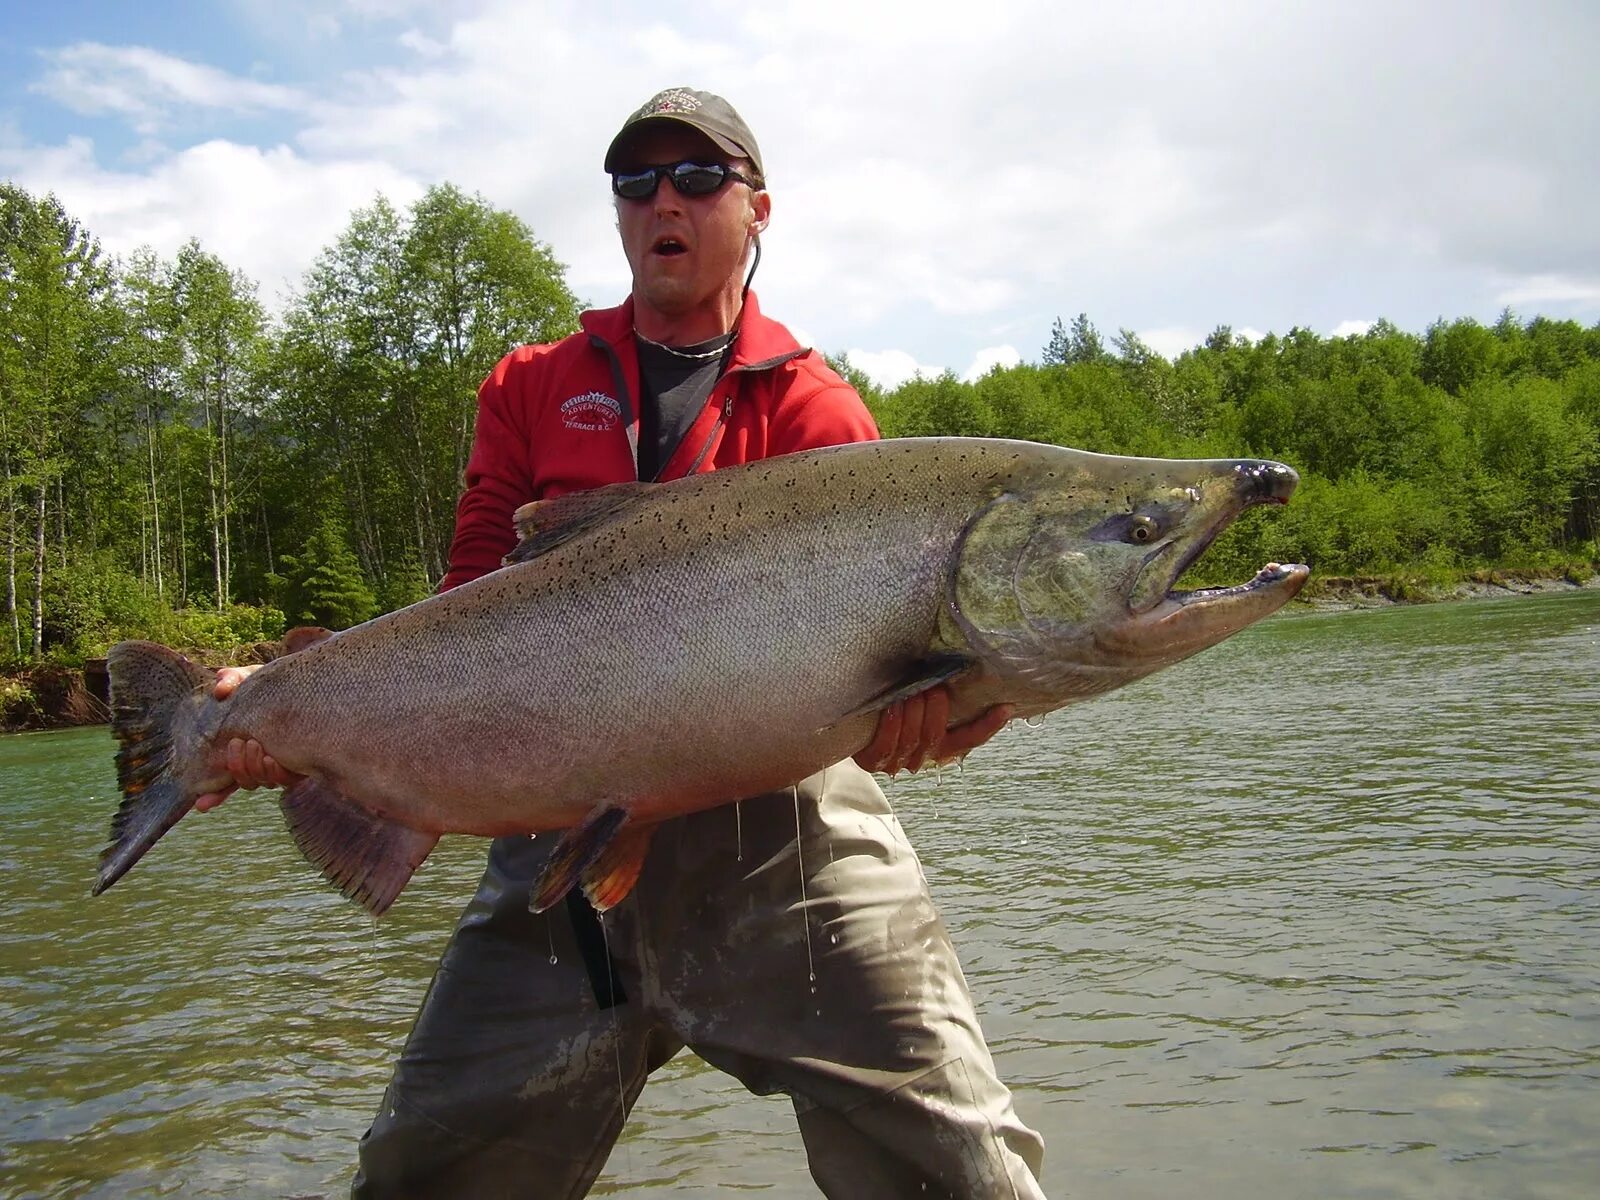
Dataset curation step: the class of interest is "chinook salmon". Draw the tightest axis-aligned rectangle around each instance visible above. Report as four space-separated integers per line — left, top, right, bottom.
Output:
95 437 1308 916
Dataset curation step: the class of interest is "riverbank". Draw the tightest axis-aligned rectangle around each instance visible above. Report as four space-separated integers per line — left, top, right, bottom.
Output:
1 664 108 732
1300 563 1600 610
1 635 294 734
4 564 1597 732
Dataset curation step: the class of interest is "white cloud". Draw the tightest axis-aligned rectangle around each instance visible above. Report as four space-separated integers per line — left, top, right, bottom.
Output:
1137 328 1205 360
1496 273 1600 307
5 0 1597 378
962 345 1021 382
32 44 310 134
0 136 422 303
1135 325 1269 360
845 348 941 391
1330 319 1375 338
398 29 448 57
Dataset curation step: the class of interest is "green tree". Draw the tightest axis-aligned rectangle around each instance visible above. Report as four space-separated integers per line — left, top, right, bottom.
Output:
1421 317 1500 395
1458 375 1598 557
277 516 378 629
170 240 266 610
268 187 579 596
0 185 119 657
1041 316 1071 366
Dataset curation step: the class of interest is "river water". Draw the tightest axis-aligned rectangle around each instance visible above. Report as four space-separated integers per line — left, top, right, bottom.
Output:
2 590 1598 1198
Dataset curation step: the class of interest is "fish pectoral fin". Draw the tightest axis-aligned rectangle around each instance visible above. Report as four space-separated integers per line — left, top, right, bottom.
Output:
278 780 438 918
581 822 658 913
505 482 655 565
530 803 629 913
834 652 975 722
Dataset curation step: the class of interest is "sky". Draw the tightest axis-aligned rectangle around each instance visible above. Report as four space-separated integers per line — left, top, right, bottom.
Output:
2 0 1597 389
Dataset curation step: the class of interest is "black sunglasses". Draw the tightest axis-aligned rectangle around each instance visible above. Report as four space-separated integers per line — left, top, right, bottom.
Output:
611 161 755 201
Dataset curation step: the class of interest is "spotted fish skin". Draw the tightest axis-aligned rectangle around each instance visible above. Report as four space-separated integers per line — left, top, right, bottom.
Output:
95 437 1307 914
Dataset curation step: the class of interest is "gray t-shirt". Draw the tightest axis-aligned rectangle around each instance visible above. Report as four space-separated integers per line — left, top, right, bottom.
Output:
635 332 734 480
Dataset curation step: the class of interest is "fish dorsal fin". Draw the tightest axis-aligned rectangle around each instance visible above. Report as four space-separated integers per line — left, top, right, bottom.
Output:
278 779 439 917
505 482 655 565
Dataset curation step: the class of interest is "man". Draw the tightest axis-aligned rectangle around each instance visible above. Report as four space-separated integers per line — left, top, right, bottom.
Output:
208 88 1045 1198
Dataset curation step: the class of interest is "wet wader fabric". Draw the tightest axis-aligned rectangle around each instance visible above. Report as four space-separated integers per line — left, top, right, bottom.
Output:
350 762 1046 1199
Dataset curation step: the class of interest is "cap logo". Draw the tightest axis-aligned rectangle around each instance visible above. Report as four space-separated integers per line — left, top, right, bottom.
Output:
637 89 702 118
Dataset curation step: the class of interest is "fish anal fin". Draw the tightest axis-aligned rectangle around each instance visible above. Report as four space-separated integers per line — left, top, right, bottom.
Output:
505 482 655 565
581 823 657 913
836 652 974 721
279 779 438 917
530 804 628 913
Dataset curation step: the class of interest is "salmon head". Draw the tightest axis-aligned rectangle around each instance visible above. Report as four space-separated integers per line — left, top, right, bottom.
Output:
939 444 1309 703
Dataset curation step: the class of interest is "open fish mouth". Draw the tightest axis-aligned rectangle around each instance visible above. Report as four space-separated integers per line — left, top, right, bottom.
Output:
1119 458 1307 658
1128 561 1310 656
1128 460 1299 615
1171 561 1311 606
1091 559 1308 671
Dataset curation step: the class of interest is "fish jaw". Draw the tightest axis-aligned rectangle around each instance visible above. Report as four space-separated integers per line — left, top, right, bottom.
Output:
1095 561 1310 669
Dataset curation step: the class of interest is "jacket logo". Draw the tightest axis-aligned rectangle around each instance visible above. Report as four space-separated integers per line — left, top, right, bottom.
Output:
560 391 622 432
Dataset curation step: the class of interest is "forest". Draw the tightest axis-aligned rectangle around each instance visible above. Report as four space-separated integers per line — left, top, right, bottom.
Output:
3 181 1598 676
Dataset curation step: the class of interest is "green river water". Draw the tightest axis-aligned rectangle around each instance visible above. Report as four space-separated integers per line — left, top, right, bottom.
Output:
2 589 1598 1198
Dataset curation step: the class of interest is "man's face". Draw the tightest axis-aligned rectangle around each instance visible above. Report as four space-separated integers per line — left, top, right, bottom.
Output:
613 125 770 325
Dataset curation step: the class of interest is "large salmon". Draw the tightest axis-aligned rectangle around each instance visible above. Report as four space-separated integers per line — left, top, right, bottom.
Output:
95 437 1308 915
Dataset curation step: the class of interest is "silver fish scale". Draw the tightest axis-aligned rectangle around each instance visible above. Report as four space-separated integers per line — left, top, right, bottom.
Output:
219 441 1031 837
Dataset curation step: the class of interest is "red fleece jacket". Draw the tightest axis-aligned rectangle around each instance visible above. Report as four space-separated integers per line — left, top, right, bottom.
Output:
443 291 879 590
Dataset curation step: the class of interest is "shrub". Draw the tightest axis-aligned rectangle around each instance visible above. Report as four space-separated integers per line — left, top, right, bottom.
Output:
0 677 40 726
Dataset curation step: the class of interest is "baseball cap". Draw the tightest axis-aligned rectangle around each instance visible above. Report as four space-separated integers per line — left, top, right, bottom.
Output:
604 87 765 185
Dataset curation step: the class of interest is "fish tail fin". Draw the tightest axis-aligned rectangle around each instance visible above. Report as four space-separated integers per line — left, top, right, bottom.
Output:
279 779 438 917
94 640 217 896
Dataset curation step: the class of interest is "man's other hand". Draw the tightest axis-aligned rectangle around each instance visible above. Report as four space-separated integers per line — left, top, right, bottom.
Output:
854 686 1013 776
195 664 304 812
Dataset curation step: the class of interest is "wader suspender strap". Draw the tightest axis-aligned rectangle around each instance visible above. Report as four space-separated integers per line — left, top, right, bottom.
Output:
591 334 641 478
571 335 637 1009
676 348 807 477
560 337 804 1008
564 890 624 1008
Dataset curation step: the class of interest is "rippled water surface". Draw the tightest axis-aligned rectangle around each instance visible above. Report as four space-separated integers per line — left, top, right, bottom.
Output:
3 590 1598 1198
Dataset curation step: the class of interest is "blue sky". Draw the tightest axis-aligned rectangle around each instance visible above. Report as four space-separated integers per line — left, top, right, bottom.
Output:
3 1 1597 388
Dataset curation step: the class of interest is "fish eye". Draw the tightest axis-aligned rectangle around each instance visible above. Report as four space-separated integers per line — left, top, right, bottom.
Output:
1087 510 1167 545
